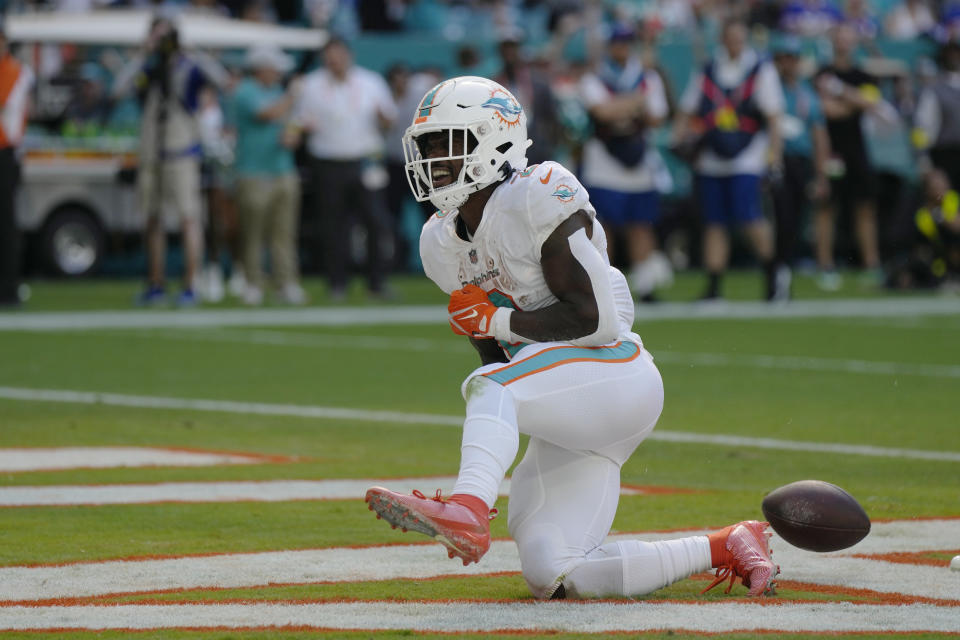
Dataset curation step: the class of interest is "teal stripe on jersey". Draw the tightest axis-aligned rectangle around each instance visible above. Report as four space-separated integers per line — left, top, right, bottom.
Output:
483 341 641 386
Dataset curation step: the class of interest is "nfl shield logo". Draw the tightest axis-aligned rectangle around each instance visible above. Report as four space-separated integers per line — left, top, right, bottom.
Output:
469 249 478 264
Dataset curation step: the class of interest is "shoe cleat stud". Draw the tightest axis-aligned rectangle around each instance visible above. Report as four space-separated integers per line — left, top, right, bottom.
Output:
448 550 455 559
391 523 397 529
461 558 469 566
401 527 407 532
375 514 381 519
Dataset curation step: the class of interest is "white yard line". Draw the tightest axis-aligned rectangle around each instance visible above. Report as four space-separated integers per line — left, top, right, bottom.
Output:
0 307 447 332
124 327 960 379
127 328 470 354
0 477 656 506
0 447 268 473
648 431 960 462
3 386 959 462
0 601 957 633
1 297 958 332
0 387 460 427
652 351 960 379
0 520 958 604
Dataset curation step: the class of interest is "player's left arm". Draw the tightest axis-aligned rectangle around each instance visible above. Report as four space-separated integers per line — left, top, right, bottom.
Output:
510 209 616 345
506 210 618 344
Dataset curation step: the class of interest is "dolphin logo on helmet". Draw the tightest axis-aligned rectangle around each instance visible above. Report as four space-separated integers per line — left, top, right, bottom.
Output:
482 91 523 126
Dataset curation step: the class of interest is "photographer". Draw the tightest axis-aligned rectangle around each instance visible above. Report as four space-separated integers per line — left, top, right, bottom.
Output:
112 16 229 306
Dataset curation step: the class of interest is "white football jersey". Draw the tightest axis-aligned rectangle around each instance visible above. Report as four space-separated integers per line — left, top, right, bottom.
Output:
420 161 639 358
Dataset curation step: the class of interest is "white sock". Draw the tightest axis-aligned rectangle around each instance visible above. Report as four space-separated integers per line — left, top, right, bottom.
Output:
451 377 519 508
565 536 712 598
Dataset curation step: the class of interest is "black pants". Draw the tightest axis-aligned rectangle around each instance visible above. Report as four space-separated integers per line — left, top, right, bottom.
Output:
311 157 390 293
0 148 20 304
770 153 813 267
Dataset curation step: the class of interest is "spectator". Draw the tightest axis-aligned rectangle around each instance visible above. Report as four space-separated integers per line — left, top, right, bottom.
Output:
843 0 880 40
0 27 33 308
780 0 843 37
647 0 699 32
62 63 111 134
673 17 784 301
814 23 883 289
231 45 306 306
884 0 936 40
493 28 561 166
940 3 960 43
113 17 229 306
384 63 439 268
914 40 960 191
452 45 489 78
358 0 408 31
295 36 397 300
578 24 672 301
770 35 832 300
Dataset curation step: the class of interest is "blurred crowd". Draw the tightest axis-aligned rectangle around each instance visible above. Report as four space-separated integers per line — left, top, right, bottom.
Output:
2 0 960 307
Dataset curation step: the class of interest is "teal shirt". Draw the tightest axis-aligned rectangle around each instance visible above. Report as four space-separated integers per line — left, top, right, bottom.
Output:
781 79 824 158
230 78 295 177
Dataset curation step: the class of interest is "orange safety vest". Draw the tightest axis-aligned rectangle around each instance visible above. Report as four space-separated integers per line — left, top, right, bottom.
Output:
0 54 25 149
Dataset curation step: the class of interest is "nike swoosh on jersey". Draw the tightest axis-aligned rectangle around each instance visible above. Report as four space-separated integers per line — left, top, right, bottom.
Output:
539 168 553 184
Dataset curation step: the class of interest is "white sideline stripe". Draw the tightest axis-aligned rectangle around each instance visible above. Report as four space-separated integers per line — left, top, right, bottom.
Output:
1 296 958 332
3 386 960 463
133 327 960 379
653 351 960 379
0 306 447 332
0 479 463 506
0 520 958 603
0 447 263 473
0 477 654 506
1 602 957 633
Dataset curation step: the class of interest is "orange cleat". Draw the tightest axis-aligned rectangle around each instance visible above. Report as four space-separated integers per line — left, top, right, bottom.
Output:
365 486 496 565
703 520 779 596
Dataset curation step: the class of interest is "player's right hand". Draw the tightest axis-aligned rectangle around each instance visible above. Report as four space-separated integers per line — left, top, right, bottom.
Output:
448 285 499 337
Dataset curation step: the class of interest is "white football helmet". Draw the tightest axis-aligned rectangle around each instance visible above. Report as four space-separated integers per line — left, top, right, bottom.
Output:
402 76 531 210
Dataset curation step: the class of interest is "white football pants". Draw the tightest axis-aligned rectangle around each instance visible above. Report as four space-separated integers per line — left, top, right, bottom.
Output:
453 340 713 599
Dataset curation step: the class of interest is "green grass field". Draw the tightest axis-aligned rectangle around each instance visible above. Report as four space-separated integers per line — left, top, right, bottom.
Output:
1 273 958 638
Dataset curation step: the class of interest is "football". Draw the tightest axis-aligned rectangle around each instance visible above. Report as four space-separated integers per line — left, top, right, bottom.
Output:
761 480 871 552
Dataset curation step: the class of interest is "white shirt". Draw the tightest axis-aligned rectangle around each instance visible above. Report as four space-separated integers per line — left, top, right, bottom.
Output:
914 72 960 148
578 62 670 192
680 48 784 176
296 66 398 160
384 72 439 163
420 161 638 358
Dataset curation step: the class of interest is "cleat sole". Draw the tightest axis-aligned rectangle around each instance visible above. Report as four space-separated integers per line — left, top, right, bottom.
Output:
364 488 484 564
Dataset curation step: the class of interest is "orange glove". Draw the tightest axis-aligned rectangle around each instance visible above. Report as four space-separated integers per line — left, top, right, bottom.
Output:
448 284 499 337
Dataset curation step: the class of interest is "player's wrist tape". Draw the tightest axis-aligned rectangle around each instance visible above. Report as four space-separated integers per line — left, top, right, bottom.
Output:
490 307 514 343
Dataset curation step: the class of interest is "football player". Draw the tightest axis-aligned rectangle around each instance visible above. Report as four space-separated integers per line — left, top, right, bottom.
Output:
366 77 778 599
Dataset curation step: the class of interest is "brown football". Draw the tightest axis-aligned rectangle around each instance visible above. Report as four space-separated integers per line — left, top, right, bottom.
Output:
761 480 871 552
